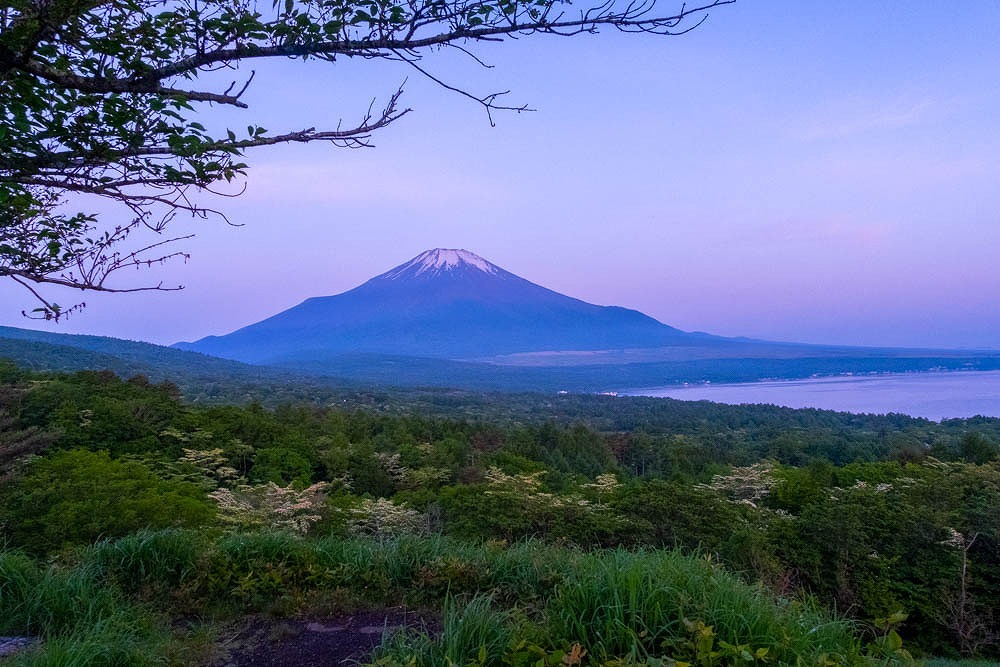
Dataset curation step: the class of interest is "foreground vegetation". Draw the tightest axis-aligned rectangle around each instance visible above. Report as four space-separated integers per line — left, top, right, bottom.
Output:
1 362 998 663
2 531 913 666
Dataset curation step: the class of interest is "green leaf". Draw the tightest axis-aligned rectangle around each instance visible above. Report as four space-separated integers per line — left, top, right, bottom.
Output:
886 611 908 626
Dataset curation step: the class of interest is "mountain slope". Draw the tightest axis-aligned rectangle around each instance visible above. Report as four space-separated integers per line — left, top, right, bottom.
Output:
175 249 720 363
0 325 341 387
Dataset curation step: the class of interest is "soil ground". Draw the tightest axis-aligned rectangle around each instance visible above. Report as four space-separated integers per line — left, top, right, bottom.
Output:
0 637 37 660
217 607 435 667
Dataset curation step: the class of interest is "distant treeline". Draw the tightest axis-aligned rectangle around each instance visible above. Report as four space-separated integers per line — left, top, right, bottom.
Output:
4 324 1000 396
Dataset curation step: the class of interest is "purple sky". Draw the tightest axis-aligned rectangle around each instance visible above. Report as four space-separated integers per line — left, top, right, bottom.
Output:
3 2 999 349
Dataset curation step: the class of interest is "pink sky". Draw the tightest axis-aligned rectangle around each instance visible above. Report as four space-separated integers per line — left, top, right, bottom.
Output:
2 2 999 350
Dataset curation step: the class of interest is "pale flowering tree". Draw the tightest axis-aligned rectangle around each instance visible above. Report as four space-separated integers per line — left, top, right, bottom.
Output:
849 480 894 493
160 426 214 448
375 452 407 483
348 497 428 537
582 472 620 505
171 440 340 532
698 462 776 508
483 466 545 492
137 434 239 488
209 481 329 533
178 447 239 486
467 467 634 543
936 528 995 655
159 429 238 487
483 466 621 514
482 467 575 511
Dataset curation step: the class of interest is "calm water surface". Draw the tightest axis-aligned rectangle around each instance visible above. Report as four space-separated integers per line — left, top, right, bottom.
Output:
625 371 1000 420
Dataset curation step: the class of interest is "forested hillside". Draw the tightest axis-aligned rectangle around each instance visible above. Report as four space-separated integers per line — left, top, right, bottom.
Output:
6 325 1000 396
1 361 998 664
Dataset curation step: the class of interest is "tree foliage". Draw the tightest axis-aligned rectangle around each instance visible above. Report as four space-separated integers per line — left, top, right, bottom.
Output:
6 364 999 655
0 0 731 318
0 448 214 553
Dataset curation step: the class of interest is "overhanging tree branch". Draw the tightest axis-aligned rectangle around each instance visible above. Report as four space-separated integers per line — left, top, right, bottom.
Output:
1 0 734 319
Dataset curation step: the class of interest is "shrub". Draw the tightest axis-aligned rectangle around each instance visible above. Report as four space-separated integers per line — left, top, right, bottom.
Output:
0 449 215 554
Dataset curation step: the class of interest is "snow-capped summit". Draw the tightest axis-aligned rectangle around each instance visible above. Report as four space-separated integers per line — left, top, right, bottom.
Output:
382 248 499 279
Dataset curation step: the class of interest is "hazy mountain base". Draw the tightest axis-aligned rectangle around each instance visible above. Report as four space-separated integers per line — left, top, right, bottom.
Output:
4 325 1000 395
8 329 1000 444
272 351 1000 392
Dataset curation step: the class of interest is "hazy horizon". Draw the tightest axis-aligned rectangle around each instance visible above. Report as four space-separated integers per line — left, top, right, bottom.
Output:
2 2 998 350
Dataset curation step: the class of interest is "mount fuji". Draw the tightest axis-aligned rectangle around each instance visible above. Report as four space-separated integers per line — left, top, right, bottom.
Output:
2 248 993 393
174 248 724 365
172 249 1000 390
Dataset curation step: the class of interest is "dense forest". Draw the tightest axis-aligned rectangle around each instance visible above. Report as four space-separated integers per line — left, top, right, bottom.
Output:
1 360 998 665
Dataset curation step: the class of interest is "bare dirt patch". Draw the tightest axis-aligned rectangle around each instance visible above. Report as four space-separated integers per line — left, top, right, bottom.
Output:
217 607 434 667
0 637 37 659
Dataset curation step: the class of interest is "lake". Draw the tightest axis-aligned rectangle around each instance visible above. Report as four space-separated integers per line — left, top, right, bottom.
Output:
624 370 1000 421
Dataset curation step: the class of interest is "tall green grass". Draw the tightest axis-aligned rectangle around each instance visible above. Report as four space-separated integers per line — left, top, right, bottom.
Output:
0 550 170 666
312 534 572 604
3 531 916 666
86 529 202 596
0 551 132 637
547 548 861 664
374 594 518 667
353 542 889 666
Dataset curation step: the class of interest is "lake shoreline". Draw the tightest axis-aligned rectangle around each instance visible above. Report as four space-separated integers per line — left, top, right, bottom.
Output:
621 369 1000 421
